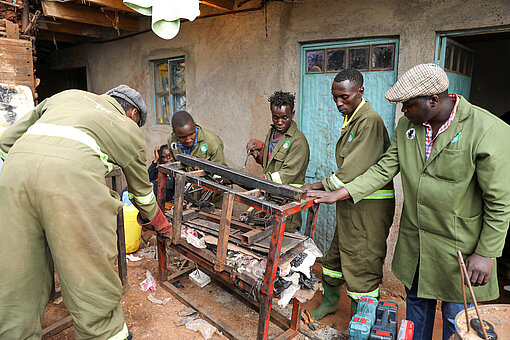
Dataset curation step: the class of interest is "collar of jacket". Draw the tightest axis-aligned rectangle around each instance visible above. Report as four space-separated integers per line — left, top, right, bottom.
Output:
171 124 205 153
420 95 471 166
270 120 298 138
343 100 371 128
102 94 127 116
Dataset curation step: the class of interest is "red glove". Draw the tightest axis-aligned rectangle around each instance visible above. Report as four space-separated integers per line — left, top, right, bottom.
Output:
137 207 172 238
246 138 265 165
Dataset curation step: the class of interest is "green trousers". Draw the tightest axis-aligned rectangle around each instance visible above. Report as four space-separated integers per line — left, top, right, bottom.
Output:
322 198 394 300
0 151 127 339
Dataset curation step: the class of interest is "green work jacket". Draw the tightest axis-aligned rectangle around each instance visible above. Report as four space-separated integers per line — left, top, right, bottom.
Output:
321 100 394 197
168 125 227 171
344 96 510 302
0 90 159 220
262 121 310 186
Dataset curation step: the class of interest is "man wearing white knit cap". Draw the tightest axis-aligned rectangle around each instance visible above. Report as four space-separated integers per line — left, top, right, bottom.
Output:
306 63 510 339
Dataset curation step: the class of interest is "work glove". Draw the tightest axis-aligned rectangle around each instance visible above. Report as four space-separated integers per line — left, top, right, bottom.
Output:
246 138 265 165
137 207 172 238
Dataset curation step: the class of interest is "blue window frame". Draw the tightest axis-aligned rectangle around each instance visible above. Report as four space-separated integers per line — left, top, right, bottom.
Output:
152 57 186 125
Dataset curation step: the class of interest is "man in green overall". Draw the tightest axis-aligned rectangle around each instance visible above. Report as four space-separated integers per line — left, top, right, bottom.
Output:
302 69 395 321
167 110 227 169
308 64 510 339
246 91 310 232
0 85 171 340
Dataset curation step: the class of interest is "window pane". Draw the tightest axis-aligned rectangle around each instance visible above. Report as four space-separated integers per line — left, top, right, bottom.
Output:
307 50 325 73
348 47 369 70
445 43 452 70
155 61 169 92
459 49 466 75
372 44 394 69
156 95 170 125
452 46 460 72
171 60 185 93
326 49 345 72
173 93 186 112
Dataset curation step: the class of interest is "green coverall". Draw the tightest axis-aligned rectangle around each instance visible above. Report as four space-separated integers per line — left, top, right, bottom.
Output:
0 90 158 339
321 100 395 300
344 96 510 302
261 121 310 232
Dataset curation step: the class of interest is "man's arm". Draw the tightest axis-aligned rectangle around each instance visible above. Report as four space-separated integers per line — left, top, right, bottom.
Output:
263 136 309 185
466 122 510 286
0 99 47 159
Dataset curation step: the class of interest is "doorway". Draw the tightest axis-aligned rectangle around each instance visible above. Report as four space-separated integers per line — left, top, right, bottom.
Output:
298 37 399 252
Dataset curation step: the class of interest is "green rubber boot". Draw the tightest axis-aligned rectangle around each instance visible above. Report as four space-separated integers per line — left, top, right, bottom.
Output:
308 281 342 321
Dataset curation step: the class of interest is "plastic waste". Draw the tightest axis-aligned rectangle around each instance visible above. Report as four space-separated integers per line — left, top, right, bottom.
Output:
139 270 157 292
185 318 217 339
147 293 171 305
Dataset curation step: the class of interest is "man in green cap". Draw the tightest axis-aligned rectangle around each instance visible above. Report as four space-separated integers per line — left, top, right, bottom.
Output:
0 86 171 340
246 90 310 232
302 69 395 323
308 63 510 339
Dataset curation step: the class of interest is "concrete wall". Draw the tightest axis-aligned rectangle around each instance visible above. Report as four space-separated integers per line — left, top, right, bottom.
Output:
69 0 510 293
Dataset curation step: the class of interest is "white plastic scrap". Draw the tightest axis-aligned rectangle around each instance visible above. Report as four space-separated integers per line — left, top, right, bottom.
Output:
277 272 301 308
147 293 171 305
139 270 157 292
304 238 323 258
185 318 217 339
181 226 206 249
126 254 142 262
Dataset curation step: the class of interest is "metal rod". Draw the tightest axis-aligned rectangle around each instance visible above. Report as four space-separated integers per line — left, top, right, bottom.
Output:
457 250 489 340
457 251 470 333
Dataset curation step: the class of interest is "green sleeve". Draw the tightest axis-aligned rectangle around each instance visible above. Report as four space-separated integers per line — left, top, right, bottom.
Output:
209 135 227 166
123 143 159 221
343 119 402 202
263 136 310 185
474 122 510 258
0 99 47 159
322 116 388 192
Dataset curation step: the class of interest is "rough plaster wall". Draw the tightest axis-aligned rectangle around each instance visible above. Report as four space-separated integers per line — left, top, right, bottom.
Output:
78 0 510 293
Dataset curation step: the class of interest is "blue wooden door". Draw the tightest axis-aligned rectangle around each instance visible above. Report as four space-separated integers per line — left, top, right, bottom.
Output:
436 37 474 99
298 38 399 253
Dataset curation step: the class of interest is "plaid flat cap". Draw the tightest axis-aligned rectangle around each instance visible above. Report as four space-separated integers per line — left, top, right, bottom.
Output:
106 85 148 127
385 63 449 103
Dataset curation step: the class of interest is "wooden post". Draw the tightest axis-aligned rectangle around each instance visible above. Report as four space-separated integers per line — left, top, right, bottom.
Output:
172 174 186 244
215 192 234 271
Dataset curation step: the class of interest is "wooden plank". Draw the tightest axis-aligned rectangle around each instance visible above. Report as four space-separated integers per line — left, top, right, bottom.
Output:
215 192 234 271
176 154 306 201
37 19 103 39
42 315 73 339
173 174 186 244
161 281 248 340
1 19 19 39
200 0 235 10
0 37 33 92
41 1 139 31
241 227 274 245
78 0 139 13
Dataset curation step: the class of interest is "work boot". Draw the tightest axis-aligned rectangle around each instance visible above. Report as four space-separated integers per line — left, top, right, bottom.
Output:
126 330 134 340
308 281 342 321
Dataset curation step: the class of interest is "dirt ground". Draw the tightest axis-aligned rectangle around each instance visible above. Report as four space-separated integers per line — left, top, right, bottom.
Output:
42 238 474 340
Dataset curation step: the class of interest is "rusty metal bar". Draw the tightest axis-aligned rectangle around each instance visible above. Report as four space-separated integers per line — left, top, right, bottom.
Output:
215 192 234 271
109 168 127 287
42 315 73 339
175 154 305 201
304 202 319 237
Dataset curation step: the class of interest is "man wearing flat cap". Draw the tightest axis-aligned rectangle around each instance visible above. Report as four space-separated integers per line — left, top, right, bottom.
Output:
0 86 170 339
307 63 510 339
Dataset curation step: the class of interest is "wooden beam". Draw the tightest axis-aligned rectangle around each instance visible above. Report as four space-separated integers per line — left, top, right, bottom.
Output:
77 0 139 14
200 0 235 11
37 20 103 39
41 1 139 31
